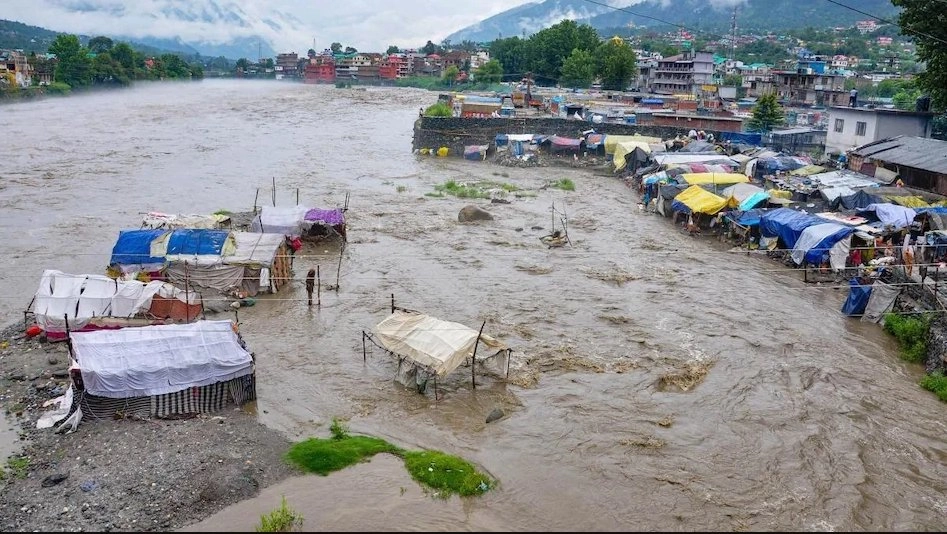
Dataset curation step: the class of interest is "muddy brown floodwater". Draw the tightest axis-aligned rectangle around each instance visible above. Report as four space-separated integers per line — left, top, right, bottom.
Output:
2 79 946 531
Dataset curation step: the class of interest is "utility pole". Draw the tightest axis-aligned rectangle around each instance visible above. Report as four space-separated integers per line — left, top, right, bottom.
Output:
729 5 738 62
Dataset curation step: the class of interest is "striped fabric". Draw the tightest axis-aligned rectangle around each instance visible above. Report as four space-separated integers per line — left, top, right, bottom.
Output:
76 374 256 420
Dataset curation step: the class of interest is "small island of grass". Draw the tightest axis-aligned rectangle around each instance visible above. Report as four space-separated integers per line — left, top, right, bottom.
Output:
285 418 494 497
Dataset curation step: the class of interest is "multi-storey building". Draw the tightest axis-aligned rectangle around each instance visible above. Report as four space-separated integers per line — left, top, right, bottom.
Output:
275 52 298 80
649 51 714 96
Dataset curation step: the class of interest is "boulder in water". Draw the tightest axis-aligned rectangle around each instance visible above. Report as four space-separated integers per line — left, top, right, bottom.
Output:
458 205 494 223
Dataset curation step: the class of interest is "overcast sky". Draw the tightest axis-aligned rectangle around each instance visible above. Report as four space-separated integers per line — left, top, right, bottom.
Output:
1 0 546 52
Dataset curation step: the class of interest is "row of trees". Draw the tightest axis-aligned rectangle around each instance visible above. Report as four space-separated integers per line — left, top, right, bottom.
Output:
489 20 637 90
47 34 203 89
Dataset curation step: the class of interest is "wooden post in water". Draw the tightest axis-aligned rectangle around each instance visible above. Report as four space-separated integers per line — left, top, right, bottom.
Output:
317 265 321 307
296 188 300 206
391 293 395 313
272 177 276 207
64 314 74 360
471 320 486 390
362 331 367 363
184 261 191 323
334 243 344 290
253 188 259 213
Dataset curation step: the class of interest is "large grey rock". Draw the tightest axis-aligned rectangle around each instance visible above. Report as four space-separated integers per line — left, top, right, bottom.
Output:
458 205 494 223
486 408 505 424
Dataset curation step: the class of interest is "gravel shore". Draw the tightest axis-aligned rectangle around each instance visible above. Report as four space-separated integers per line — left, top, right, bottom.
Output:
0 323 299 532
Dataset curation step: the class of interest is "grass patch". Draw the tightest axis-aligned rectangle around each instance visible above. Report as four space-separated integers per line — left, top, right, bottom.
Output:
434 180 490 199
396 185 408 193
213 209 233 216
920 372 947 402
424 192 445 198
285 418 494 497
550 179 575 191
256 496 304 532
402 450 493 497
882 313 929 364
3 456 29 480
423 102 453 118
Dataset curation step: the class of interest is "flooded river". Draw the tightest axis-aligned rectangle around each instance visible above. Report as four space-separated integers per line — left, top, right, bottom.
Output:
2 79 946 531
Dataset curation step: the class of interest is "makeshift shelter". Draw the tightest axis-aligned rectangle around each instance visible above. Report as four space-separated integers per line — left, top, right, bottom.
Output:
856 203 917 230
861 281 901 324
62 320 256 424
841 278 872 316
759 208 826 249
789 223 854 270
543 136 583 153
28 270 201 340
109 229 171 275
612 141 652 172
250 205 347 241
604 134 661 155
141 212 231 230
364 308 511 395
722 183 770 210
671 185 736 215
464 144 489 160
830 189 885 211
221 232 293 295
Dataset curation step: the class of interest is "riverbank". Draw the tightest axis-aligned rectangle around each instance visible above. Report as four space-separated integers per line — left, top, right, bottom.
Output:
0 322 299 532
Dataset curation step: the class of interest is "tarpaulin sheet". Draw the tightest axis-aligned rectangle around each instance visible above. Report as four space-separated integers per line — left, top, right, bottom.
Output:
725 209 765 227
862 281 901 324
790 223 854 267
740 191 770 210
110 229 169 265
604 135 661 154
226 232 286 267
613 141 652 171
858 203 917 229
760 208 825 249
841 278 872 316
305 208 345 226
165 229 232 256
584 133 606 149
831 189 884 210
654 154 737 166
374 309 508 377
251 205 310 235
681 173 750 186
71 320 253 399
671 185 735 215
548 136 582 151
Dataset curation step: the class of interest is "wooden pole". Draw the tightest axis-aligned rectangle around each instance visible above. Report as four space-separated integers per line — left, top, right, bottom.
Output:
391 293 395 313
362 331 367 363
471 320 486 389
296 188 300 206
334 242 344 290
253 188 259 213
317 265 321 307
184 261 191 323
506 349 512 378
64 314 74 359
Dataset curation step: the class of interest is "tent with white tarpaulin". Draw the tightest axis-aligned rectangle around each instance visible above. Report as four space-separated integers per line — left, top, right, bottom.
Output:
48 320 258 429
365 309 511 394
789 223 854 270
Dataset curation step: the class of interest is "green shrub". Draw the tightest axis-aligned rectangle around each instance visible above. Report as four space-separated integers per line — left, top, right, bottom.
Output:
920 372 947 402
423 102 453 117
551 179 576 191
882 313 929 363
256 496 303 532
329 417 349 440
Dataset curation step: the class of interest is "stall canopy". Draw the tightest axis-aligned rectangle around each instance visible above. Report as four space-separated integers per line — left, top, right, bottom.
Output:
374 309 508 378
789 223 854 269
671 185 736 215
70 320 253 399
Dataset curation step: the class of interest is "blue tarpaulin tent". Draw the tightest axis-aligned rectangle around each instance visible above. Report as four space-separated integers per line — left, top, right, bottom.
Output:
166 229 231 256
760 208 825 249
841 278 872 316
110 229 170 266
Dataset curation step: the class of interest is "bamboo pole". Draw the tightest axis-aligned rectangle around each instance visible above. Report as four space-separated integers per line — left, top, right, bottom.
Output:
471 320 486 389
334 242 344 290
317 265 321 307
362 331 367 363
184 261 191 323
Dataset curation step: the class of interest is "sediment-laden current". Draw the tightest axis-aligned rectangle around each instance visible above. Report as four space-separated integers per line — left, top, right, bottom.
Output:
2 79 945 531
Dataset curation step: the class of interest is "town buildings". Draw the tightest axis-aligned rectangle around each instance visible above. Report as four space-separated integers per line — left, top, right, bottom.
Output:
649 51 714 96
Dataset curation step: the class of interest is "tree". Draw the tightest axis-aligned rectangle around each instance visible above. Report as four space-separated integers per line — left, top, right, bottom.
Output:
88 36 114 54
474 59 503 84
330 42 342 54
560 48 596 88
892 0 947 110
722 74 742 87
594 37 637 91
490 37 527 80
111 42 137 73
386 45 400 54
307 48 317 59
48 34 92 88
344 46 357 54
91 52 129 85
421 40 438 55
526 20 601 83
442 65 459 86
746 93 785 132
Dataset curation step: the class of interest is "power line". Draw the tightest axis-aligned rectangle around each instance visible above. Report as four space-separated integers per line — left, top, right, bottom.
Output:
580 0 707 37
823 0 947 47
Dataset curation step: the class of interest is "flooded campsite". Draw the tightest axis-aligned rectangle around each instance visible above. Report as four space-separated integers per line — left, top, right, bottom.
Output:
1 79 946 531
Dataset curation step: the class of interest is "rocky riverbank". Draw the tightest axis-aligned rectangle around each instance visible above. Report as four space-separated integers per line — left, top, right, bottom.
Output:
0 322 299 532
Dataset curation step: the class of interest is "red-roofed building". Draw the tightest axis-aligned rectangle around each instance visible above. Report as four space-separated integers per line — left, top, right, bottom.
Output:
304 55 335 83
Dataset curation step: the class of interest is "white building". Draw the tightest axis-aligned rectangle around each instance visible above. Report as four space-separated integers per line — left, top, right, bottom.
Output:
825 106 933 155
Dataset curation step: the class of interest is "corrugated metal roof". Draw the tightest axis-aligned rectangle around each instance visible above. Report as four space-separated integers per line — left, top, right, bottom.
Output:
852 136 947 175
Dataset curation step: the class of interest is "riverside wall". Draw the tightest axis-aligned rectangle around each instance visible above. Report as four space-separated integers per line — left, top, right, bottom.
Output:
411 117 727 156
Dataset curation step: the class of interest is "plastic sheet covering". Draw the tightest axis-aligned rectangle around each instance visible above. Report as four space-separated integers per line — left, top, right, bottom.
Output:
654 154 737 166
70 320 253 399
251 205 311 235
32 270 87 332
681 173 749 186
304 208 345 226
862 281 901 324
226 232 286 267
110 280 165 317
858 203 917 229
604 134 661 154
841 278 872 316
722 183 766 203
464 144 489 160
612 141 652 171
165 263 244 292
141 212 229 230
671 185 735 215
374 310 508 377
760 208 825 249
76 275 116 319
790 223 854 268
110 229 169 266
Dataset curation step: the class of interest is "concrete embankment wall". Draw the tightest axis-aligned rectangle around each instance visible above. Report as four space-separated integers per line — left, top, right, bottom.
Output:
412 117 727 156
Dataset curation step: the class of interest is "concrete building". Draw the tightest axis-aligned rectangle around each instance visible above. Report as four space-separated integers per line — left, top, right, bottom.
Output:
650 51 714 96
825 106 933 155
275 52 298 80
849 136 947 195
